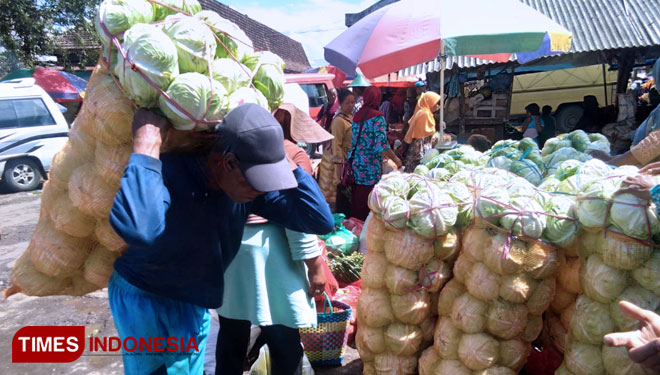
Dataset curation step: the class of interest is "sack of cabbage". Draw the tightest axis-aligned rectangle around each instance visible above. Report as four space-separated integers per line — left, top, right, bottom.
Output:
551 168 660 374
357 174 464 374
96 0 286 131
417 216 563 375
7 0 288 297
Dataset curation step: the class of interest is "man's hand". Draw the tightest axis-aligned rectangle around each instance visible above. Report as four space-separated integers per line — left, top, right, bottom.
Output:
604 301 660 372
641 162 660 176
616 174 657 201
132 109 169 159
303 256 326 298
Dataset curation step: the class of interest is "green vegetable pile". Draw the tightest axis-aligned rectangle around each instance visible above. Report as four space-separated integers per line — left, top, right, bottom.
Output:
328 251 364 284
95 0 286 132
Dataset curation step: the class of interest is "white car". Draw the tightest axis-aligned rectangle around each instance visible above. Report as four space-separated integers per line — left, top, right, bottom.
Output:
0 78 70 192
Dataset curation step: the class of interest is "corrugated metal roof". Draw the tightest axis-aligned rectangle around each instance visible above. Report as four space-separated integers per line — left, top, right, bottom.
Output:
399 0 660 76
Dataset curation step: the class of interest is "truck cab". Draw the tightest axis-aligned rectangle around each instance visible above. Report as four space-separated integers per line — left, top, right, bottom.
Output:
285 73 336 119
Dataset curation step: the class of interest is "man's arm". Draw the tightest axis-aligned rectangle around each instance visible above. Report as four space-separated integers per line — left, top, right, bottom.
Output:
109 109 172 248
252 167 334 235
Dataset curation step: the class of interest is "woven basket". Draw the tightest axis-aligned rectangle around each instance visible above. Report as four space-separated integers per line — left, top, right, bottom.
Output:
299 292 352 366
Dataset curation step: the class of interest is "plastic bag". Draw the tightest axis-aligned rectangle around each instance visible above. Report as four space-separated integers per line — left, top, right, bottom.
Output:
319 214 359 255
249 345 315 375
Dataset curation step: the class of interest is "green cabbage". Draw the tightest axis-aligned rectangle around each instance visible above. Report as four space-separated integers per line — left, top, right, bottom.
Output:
162 14 217 73
490 156 512 171
510 160 543 185
435 360 471 375
500 197 546 239
414 165 429 176
486 300 528 339
576 180 618 229
538 177 561 192
610 193 660 240
427 168 451 180
248 51 286 110
556 175 579 195
95 0 154 46
499 273 537 304
390 291 430 325
381 196 409 230
421 149 439 164
499 339 530 371
518 137 539 152
384 264 417 295
196 10 254 60
227 87 269 113
565 342 604 375
435 316 462 359
555 160 582 181
586 141 611 154
358 288 393 327
446 181 473 227
159 72 228 131
437 279 466 316
476 186 510 225
610 286 659 331
384 323 423 356
458 333 500 371
570 295 614 344
544 195 579 247
568 129 591 151
632 254 660 295
451 292 487 333
602 345 648 375
580 254 627 303
114 23 179 108
408 183 458 238
465 262 500 302
211 58 251 94
368 173 409 214
588 133 609 144
152 0 201 21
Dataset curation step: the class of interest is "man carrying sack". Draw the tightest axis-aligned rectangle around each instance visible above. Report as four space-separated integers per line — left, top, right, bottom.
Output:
108 104 334 375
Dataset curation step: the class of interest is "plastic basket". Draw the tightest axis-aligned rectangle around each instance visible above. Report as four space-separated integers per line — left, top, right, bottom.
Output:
299 292 352 366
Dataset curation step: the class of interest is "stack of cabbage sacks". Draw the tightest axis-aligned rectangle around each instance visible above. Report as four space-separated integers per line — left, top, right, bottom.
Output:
556 163 660 375
418 168 566 374
356 173 464 374
8 0 288 297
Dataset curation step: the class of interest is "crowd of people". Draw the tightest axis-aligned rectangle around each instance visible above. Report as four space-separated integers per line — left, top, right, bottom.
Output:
102 59 660 375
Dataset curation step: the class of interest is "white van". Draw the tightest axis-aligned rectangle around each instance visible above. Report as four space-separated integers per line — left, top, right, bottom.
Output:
0 78 70 192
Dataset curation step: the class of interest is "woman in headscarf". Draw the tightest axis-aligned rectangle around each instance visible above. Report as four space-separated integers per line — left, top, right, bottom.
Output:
347 86 402 220
316 89 354 209
403 91 442 171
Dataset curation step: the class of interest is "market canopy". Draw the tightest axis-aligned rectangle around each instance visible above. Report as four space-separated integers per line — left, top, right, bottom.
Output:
324 0 572 79
0 67 88 102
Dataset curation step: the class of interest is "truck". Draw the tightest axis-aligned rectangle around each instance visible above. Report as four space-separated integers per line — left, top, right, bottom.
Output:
510 64 618 132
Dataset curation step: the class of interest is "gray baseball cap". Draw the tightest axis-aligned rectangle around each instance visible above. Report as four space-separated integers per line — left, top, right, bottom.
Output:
217 104 298 192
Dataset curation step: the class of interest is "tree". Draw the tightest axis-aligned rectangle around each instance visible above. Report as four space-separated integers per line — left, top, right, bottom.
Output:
0 0 98 69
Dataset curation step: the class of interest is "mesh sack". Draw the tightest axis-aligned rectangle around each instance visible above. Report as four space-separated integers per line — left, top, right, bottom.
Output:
68 163 120 219
6 251 72 297
429 219 561 373
557 230 660 375
48 143 86 190
83 67 134 146
383 230 434 271
67 119 97 162
365 216 388 253
49 189 96 238
29 216 93 278
40 180 64 216
95 219 128 253
83 243 120 288
95 140 132 186
68 275 102 296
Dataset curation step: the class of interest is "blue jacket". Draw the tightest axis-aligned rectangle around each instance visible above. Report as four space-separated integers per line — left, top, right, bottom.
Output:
110 153 334 308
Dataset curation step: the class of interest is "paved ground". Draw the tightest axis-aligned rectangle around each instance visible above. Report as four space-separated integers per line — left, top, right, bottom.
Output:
0 189 361 374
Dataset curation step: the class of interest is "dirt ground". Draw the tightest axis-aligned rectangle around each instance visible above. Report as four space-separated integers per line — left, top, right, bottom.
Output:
0 189 362 375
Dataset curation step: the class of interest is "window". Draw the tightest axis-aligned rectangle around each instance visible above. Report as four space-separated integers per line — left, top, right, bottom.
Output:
0 98 56 129
299 84 328 108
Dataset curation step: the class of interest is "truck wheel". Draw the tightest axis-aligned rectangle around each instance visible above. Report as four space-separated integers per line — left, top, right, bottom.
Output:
2 158 42 192
555 105 584 133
